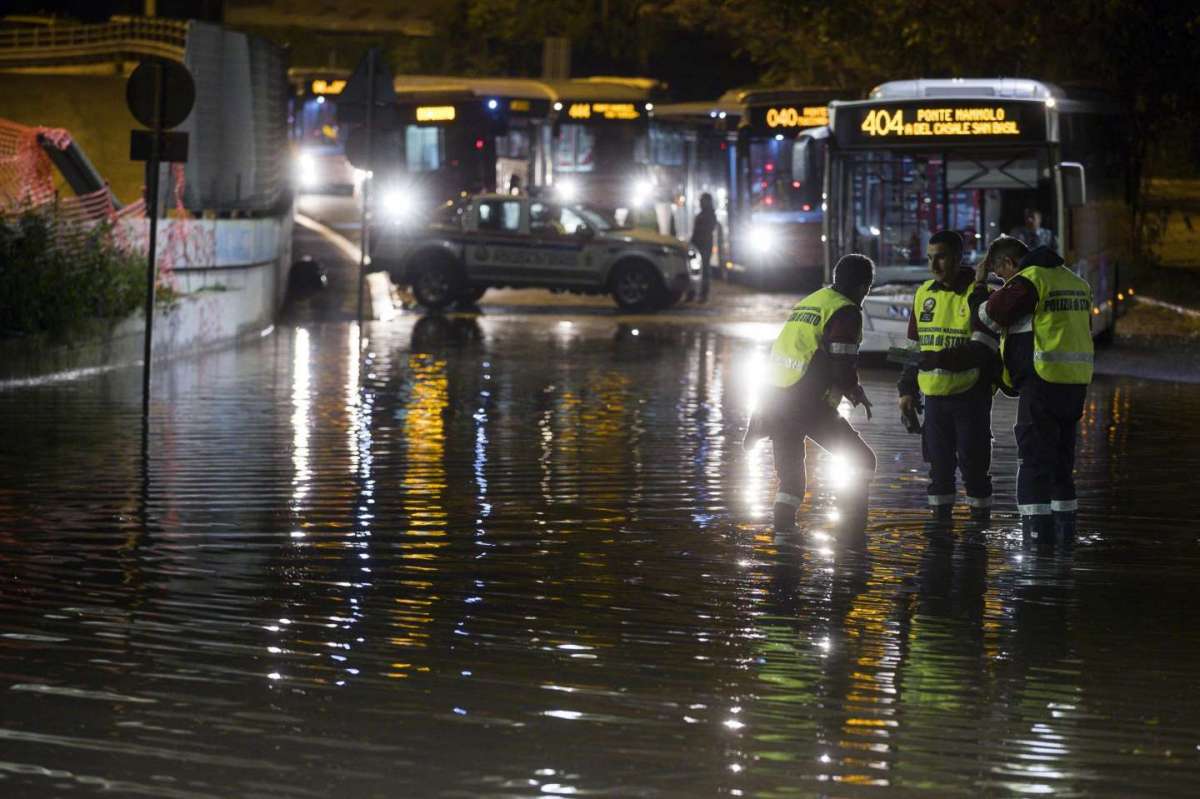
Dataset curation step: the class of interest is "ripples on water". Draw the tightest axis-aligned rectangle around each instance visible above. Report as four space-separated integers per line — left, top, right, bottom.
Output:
0 314 1198 797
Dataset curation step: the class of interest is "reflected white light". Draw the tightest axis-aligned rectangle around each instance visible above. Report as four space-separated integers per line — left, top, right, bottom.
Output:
825 452 853 490
631 328 639 336
869 225 881 236
291 328 311 509
543 710 583 720
723 719 745 730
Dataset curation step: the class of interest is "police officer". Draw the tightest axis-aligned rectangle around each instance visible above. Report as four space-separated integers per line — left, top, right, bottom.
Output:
898 230 1000 521
979 235 1094 545
744 254 878 531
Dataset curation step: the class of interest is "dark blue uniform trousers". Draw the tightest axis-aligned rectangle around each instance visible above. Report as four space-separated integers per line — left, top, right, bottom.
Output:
1014 376 1087 519
923 390 993 508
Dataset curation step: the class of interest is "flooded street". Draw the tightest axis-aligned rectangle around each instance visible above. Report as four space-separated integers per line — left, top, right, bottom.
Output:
2 312 1199 797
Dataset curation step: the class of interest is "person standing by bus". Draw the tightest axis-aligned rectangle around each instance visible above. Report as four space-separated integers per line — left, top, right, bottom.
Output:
898 230 1001 522
743 254 878 532
1010 208 1056 250
979 235 1094 546
690 192 723 303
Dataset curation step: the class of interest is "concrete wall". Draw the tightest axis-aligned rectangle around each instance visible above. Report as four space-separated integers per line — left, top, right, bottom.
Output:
0 72 145 206
0 215 292 387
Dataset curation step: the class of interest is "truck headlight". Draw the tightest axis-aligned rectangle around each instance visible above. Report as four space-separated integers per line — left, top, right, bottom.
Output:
380 186 422 224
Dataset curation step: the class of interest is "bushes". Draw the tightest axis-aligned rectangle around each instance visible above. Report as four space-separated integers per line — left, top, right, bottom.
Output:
0 210 146 338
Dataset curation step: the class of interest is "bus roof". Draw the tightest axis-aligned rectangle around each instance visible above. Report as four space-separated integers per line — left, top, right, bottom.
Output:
868 78 1064 101
654 87 845 123
388 75 662 102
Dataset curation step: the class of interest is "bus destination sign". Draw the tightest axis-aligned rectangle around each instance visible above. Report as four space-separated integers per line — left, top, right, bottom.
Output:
834 101 1047 146
765 106 828 129
565 102 641 121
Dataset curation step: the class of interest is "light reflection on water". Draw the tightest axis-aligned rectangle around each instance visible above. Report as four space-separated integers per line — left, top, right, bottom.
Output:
0 314 1198 796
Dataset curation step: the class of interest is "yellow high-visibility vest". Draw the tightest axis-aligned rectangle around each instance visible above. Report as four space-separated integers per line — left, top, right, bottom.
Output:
914 279 978 396
1016 264 1094 384
769 287 857 404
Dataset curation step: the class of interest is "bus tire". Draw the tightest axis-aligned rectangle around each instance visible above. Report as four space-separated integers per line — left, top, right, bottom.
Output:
610 260 666 312
410 255 462 311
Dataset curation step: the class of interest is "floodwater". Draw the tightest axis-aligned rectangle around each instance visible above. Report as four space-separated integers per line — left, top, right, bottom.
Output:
1 312 1199 798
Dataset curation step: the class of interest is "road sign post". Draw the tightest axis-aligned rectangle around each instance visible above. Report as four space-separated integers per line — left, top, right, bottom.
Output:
338 48 398 337
127 58 194 416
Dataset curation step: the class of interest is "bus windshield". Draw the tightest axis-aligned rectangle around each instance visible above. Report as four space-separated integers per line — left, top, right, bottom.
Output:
748 136 816 215
834 148 1055 281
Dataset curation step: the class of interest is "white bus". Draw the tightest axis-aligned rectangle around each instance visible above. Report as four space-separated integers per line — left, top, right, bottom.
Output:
824 78 1132 351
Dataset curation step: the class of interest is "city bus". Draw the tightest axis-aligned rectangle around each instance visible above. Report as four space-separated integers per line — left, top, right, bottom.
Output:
657 88 846 289
289 71 357 195
824 78 1130 351
540 77 669 228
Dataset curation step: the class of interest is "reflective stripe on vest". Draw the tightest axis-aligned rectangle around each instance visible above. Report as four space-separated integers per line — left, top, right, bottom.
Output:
914 279 978 396
1016 265 1094 384
770 286 855 388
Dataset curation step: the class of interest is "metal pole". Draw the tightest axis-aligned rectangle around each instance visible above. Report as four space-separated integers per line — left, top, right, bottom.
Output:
357 51 374 336
141 62 164 416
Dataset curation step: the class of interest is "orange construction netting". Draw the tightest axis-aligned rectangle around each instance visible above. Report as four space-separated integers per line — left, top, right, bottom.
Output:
0 116 214 285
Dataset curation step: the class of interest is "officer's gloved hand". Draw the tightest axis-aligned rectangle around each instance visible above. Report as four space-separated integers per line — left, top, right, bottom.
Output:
898 394 923 434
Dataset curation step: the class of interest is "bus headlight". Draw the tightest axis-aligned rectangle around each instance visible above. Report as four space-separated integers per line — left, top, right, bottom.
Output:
296 152 318 188
747 224 780 258
555 177 578 203
629 178 654 207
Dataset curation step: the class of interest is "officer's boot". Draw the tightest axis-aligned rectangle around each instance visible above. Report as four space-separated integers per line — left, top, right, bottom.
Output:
1053 511 1077 548
1021 514 1054 550
930 502 953 524
1032 515 1055 553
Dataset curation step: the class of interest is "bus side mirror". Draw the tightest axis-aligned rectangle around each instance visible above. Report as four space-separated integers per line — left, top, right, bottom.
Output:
1061 162 1087 207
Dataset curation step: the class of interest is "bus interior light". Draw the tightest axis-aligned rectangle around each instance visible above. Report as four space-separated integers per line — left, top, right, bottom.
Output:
645 102 654 112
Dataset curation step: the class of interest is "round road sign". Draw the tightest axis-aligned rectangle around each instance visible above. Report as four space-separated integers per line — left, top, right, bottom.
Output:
126 58 195 130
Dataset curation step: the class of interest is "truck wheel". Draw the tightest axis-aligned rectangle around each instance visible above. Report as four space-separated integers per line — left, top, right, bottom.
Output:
611 261 665 312
411 258 461 310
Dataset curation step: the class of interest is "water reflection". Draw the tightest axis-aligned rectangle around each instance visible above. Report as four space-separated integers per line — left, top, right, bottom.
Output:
0 317 1197 796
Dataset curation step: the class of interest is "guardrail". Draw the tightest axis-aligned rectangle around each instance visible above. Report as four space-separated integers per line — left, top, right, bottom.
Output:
0 16 188 66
